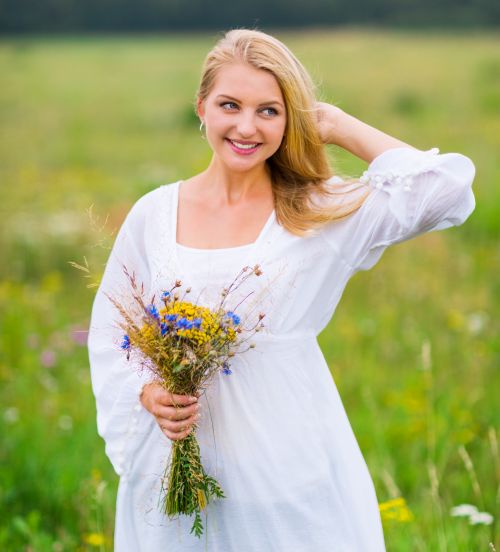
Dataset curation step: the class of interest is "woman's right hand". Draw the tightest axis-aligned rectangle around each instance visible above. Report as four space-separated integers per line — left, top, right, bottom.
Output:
140 382 200 441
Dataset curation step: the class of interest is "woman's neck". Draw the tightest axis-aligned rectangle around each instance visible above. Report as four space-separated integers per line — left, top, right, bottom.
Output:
193 157 273 206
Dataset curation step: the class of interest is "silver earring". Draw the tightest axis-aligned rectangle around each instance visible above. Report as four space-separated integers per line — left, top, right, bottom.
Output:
199 120 206 140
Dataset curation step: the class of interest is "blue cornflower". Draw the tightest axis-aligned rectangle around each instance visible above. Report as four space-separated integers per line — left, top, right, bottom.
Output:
224 311 240 325
193 318 202 329
175 317 188 329
161 290 170 300
120 335 131 350
164 314 177 322
147 304 160 320
222 362 232 375
160 322 168 336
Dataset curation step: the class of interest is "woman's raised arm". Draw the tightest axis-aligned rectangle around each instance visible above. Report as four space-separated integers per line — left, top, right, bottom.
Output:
315 102 416 162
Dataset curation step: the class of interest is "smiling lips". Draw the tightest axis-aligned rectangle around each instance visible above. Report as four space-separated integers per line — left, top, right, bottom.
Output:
226 138 262 155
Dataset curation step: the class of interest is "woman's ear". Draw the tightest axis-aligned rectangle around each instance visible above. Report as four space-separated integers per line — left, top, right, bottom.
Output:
196 97 205 121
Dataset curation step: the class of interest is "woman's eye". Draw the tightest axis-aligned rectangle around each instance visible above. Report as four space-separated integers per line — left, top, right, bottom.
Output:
221 102 238 110
219 102 278 116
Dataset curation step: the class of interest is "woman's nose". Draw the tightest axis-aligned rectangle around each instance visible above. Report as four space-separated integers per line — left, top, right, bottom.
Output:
235 111 257 138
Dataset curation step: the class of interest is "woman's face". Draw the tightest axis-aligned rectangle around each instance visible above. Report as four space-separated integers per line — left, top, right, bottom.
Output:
197 63 287 173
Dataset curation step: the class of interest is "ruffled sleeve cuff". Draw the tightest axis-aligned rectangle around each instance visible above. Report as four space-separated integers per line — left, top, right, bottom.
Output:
320 146 476 272
359 146 476 238
361 147 441 191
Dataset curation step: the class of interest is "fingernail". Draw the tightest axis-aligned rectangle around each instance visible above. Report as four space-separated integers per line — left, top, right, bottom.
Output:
189 397 197 403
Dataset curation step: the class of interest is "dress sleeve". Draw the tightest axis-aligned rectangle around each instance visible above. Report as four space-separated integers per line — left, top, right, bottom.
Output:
87 192 157 477
322 146 476 271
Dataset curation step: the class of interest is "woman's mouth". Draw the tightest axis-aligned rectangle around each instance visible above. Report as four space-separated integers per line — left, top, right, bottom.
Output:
225 138 262 155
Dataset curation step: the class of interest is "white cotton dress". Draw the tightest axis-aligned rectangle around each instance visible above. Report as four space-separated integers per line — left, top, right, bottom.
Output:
88 146 476 552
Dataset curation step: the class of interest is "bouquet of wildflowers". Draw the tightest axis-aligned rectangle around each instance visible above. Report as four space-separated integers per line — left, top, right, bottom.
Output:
105 264 265 538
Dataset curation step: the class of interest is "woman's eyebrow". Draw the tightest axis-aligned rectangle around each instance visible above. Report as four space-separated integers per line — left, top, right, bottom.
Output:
216 94 284 108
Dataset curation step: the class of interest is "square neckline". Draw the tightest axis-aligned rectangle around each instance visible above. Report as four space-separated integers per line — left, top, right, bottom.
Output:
172 180 276 254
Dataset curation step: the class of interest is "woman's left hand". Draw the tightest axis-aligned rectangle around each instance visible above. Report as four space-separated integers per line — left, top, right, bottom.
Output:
314 101 414 162
314 102 344 145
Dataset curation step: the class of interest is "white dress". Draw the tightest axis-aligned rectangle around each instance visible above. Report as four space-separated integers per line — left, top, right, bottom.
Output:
88 146 476 551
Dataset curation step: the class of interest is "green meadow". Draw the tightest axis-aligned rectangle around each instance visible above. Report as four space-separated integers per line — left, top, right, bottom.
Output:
0 29 498 550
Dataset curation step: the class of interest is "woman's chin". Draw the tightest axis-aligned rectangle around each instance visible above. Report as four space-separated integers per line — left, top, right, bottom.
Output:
216 154 267 173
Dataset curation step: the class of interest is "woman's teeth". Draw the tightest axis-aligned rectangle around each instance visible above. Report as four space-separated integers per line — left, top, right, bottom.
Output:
229 140 260 150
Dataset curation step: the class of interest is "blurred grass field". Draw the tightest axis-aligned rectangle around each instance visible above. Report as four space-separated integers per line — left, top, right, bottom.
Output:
0 29 498 550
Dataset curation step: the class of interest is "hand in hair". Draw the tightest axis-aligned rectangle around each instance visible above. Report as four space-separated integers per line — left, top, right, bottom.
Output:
314 102 345 145
314 101 414 162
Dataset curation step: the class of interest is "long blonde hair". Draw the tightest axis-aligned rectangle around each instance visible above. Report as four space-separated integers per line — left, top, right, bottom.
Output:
196 28 370 237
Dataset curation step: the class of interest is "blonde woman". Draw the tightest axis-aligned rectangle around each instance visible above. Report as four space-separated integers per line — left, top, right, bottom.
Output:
88 29 476 551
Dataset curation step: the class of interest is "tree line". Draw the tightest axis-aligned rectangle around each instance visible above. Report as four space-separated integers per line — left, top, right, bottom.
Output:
1 0 498 33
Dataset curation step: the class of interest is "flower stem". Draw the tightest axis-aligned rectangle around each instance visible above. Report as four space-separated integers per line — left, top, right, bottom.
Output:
162 431 226 538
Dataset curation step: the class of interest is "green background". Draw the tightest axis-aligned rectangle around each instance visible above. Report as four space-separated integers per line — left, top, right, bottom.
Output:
0 29 498 550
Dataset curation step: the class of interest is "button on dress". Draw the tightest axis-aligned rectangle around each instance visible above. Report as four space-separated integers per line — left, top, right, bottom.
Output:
88 146 476 551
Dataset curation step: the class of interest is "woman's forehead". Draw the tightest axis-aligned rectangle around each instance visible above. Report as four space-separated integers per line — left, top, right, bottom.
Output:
209 63 283 102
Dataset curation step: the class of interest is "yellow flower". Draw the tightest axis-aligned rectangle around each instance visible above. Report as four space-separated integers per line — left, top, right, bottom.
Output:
91 468 102 483
446 309 465 331
83 532 106 546
379 497 414 523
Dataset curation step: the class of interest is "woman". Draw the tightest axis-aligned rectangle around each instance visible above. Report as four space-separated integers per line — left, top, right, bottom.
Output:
88 29 476 551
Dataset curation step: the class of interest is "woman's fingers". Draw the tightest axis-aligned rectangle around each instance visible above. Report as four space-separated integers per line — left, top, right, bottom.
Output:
163 425 194 441
153 400 199 420
161 411 201 441
154 400 201 440
165 411 200 432
146 384 197 407
314 101 343 145
165 390 198 407
141 383 200 441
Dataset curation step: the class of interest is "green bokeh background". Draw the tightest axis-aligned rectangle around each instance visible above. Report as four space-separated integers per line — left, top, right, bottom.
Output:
0 29 498 550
